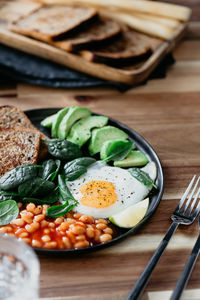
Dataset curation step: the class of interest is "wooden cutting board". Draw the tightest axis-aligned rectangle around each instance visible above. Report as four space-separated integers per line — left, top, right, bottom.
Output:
0 0 189 85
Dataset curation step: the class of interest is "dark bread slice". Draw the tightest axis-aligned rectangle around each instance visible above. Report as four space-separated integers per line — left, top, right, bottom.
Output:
80 28 152 66
0 127 41 177
10 5 98 42
0 105 48 161
53 19 121 52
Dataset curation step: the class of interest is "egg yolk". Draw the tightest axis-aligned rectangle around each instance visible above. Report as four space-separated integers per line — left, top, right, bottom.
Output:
80 180 117 208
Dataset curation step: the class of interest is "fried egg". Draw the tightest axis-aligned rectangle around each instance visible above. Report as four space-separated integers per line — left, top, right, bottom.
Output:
67 161 157 218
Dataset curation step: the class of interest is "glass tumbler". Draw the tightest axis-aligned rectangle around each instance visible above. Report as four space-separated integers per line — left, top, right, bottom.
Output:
0 234 40 300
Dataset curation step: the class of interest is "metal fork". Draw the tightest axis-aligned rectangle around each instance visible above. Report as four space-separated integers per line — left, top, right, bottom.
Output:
170 212 200 300
126 175 200 300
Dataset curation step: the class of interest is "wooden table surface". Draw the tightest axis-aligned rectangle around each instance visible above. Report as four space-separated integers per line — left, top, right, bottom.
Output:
0 1 200 299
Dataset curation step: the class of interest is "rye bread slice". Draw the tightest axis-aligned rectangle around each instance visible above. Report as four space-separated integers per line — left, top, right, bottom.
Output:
10 5 97 42
53 19 121 52
0 105 48 161
0 127 41 177
80 28 152 66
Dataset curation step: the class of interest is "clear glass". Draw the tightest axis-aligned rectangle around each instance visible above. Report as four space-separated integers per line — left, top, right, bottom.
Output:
0 234 40 300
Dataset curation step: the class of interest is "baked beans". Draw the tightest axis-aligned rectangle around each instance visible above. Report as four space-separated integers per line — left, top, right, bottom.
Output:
0 203 115 250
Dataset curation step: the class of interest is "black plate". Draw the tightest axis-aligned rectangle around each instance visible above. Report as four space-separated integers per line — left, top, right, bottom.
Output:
25 108 164 255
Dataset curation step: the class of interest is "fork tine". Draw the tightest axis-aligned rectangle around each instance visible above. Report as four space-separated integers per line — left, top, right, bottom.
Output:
182 176 200 213
187 186 200 215
178 175 196 210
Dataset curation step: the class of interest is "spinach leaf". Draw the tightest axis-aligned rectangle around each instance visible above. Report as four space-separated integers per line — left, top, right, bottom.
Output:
50 160 61 182
103 141 133 162
63 157 96 181
39 159 56 180
39 159 61 182
45 139 82 161
0 165 40 191
18 178 55 197
47 176 78 217
47 203 76 218
58 175 74 201
129 168 157 189
0 191 20 202
22 187 59 205
0 200 19 225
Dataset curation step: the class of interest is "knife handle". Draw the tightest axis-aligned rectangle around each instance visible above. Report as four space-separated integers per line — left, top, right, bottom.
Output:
126 222 179 300
170 234 200 300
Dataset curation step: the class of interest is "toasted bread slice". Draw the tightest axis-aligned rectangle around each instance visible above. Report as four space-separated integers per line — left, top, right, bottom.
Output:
80 28 152 66
0 105 49 161
10 5 98 42
0 0 42 24
0 127 41 177
53 19 121 52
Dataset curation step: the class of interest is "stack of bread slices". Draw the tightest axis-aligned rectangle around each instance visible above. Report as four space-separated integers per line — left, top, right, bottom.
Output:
10 4 152 67
0 106 48 177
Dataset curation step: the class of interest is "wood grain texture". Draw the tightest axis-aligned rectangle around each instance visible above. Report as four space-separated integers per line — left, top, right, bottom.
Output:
0 0 200 299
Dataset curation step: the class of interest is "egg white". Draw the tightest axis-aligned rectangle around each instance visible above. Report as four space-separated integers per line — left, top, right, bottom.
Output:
67 161 156 218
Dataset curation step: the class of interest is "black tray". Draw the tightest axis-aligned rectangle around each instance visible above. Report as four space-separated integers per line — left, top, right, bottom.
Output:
25 108 164 255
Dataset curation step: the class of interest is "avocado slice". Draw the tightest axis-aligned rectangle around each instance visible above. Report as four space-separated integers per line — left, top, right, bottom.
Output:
41 113 57 128
67 115 108 147
51 107 69 138
114 150 148 167
100 139 135 161
57 106 91 139
89 126 128 156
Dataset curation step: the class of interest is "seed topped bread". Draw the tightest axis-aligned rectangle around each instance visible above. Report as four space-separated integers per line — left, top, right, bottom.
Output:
81 28 152 66
53 19 121 52
10 5 98 42
0 127 41 177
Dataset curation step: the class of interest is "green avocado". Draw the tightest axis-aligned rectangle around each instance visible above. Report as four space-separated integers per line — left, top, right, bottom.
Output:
51 107 69 138
41 113 57 128
67 115 108 147
89 126 128 156
100 139 135 161
114 150 148 167
57 106 91 139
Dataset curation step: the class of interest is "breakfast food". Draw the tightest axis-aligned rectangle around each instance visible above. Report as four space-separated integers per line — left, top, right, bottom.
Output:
0 203 114 249
114 150 148 167
53 19 121 52
0 105 35 129
89 126 128 156
9 4 153 68
10 5 98 42
57 106 91 139
0 127 41 177
67 160 156 218
109 197 149 228
81 28 152 66
0 105 158 251
0 105 49 161
67 115 108 147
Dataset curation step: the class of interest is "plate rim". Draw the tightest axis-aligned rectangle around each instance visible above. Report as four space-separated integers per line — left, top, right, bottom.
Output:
24 107 164 255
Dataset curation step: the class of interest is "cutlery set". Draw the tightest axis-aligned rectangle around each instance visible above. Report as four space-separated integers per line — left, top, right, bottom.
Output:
127 175 200 300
